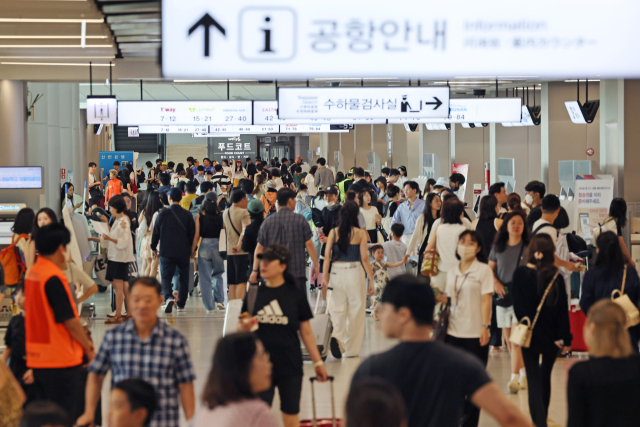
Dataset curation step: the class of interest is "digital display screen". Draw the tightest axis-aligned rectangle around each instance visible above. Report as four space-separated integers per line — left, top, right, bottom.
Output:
0 167 43 189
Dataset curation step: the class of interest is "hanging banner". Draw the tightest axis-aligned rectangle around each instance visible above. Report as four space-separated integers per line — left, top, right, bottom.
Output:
574 175 615 244
452 163 469 202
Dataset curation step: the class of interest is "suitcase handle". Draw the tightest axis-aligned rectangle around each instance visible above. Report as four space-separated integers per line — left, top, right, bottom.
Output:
309 376 336 427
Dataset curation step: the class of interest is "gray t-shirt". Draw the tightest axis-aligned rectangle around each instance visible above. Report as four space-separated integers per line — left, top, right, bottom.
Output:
488 240 525 284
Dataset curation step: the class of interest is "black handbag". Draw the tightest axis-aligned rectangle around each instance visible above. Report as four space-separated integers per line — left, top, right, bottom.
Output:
433 298 451 342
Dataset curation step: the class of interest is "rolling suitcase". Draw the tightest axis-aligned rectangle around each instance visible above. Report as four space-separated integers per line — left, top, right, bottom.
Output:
300 376 341 427
301 289 332 361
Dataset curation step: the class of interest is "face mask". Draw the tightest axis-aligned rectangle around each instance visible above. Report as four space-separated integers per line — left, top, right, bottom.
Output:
327 201 336 207
525 194 533 204
457 244 476 261
315 199 327 210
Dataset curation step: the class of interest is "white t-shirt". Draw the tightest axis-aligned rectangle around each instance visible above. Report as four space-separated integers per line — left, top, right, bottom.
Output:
431 217 473 232
532 218 558 247
429 223 468 274
446 259 495 338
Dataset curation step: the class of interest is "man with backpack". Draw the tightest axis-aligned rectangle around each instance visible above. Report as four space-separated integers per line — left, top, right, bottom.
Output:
532 195 580 273
190 181 215 217
211 164 232 197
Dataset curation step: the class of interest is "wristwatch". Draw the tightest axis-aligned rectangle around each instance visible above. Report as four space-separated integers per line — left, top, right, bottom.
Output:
482 324 491 329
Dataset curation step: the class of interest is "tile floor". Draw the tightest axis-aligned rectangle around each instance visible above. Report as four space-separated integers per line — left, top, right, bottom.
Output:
77 287 585 427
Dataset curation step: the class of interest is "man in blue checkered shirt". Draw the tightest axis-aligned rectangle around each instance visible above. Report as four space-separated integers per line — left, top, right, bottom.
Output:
77 278 196 427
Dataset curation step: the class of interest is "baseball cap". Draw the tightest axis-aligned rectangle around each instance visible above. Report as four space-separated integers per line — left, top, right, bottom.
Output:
162 162 168 165
248 199 265 214
434 177 449 188
257 244 292 265
364 171 371 178
347 168 354 177
167 187 182 202
204 192 218 202
325 186 339 196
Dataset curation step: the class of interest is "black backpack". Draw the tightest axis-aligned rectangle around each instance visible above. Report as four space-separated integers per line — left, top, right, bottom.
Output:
566 231 588 254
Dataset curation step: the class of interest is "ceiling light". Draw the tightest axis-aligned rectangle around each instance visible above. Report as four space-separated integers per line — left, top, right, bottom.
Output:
0 36 108 39
0 45 113 48
1 62 114 66
0 18 104 23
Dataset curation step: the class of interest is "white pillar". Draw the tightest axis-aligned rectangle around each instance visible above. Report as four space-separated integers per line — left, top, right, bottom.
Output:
419 124 425 176
489 123 497 184
599 79 625 197
449 123 456 173
319 132 329 160
0 80 26 166
540 82 550 187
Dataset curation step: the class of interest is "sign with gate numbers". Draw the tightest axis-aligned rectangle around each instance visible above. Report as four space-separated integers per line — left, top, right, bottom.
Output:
278 87 450 119
161 0 640 79
253 101 387 125
117 101 252 126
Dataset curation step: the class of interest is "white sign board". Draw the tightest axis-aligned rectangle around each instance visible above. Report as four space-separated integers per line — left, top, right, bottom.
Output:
280 124 349 133
278 87 449 119
388 98 522 123
138 125 209 134
128 127 140 137
574 176 614 244
117 101 252 125
253 101 386 125
87 97 117 124
565 101 587 124
161 0 640 79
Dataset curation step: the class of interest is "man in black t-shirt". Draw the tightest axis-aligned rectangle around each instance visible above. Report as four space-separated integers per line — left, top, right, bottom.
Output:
351 275 531 427
524 180 546 228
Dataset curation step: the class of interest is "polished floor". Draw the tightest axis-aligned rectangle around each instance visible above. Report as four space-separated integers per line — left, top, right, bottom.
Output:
75 285 585 427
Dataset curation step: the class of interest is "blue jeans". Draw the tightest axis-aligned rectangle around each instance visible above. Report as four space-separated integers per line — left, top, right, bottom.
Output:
197 238 225 311
160 256 189 309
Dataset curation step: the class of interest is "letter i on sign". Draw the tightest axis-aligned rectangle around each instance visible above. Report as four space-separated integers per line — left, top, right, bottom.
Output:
262 17 274 52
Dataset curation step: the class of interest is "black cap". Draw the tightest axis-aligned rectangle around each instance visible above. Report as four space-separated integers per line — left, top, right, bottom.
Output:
257 244 291 265
325 186 339 196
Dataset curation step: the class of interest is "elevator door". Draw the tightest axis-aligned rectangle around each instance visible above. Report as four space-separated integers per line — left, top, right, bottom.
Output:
260 144 291 163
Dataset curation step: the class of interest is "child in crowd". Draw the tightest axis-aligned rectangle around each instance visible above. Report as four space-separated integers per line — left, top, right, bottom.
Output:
383 223 409 278
2 283 34 399
106 169 122 202
370 244 409 320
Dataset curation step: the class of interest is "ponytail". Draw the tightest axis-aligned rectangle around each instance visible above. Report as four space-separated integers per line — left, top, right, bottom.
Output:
526 234 560 306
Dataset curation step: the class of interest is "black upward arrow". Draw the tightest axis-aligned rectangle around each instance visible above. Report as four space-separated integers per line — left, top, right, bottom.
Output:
424 97 443 110
188 13 226 57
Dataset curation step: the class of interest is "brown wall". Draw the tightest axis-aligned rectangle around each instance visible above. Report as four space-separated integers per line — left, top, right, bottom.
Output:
548 81 601 195
423 127 450 180
624 80 640 202
454 124 490 203
495 125 542 194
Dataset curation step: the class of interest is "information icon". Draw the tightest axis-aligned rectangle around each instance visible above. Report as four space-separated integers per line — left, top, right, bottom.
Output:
239 7 296 61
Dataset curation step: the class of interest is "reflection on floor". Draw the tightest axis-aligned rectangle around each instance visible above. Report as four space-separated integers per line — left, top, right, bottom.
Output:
6 286 581 426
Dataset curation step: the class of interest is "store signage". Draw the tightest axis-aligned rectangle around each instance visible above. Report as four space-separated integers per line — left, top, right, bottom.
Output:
117 101 252 126
278 87 449 119
253 101 387 125
99 152 135 181
161 0 640 79
128 127 140 137
86 97 117 124
211 137 258 162
389 98 521 124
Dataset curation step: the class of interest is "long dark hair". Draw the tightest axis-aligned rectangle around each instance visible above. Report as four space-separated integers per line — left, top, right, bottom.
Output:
479 195 498 221
455 230 487 263
60 182 74 203
309 165 318 176
202 333 261 409
235 160 243 173
32 208 58 239
493 211 530 253
144 191 163 225
594 231 625 276
525 234 560 306
336 201 360 253
422 192 441 227
608 198 627 229
440 198 463 225
175 163 185 174
12 207 35 235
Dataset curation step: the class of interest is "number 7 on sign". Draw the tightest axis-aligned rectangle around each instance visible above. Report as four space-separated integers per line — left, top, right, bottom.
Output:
189 13 226 57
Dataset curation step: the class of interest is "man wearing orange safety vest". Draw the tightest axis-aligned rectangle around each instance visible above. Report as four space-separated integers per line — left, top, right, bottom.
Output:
24 222 95 417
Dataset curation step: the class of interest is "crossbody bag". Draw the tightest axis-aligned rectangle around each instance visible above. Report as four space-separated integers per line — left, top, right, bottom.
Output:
611 265 640 328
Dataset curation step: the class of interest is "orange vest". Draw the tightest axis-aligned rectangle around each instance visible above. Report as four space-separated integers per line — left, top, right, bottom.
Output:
24 257 83 369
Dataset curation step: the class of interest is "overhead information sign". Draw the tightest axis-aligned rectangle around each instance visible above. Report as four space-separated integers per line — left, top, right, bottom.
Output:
117 101 252 126
87 97 117 124
278 87 449 119
161 0 640 79
387 98 521 123
253 101 386 125
138 125 210 134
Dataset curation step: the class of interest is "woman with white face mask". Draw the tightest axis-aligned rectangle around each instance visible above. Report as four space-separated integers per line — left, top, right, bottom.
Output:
438 230 494 427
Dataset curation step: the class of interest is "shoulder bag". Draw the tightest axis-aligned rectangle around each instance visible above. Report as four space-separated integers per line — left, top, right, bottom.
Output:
611 265 640 328
510 271 560 348
494 243 525 308
433 298 451 342
420 230 439 277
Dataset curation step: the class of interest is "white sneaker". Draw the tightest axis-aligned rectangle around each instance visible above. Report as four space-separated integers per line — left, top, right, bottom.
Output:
162 299 175 314
508 378 520 394
216 302 225 310
519 376 528 390
107 310 126 318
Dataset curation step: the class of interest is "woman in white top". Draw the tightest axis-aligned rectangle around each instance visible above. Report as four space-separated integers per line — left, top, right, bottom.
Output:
171 170 190 187
196 333 278 427
306 166 318 197
438 229 494 427
406 192 441 264
61 183 84 214
137 191 164 278
553 207 573 307
426 198 470 292
90 195 135 324
232 159 247 187
358 190 381 243
270 168 284 190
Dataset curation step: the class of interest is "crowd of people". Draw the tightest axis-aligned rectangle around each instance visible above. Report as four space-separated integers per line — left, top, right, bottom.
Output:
2 153 640 427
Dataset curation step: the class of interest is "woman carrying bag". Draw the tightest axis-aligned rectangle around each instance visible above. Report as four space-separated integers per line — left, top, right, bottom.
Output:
580 231 640 352
592 198 636 268
405 192 441 273
488 211 530 393
512 234 572 427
